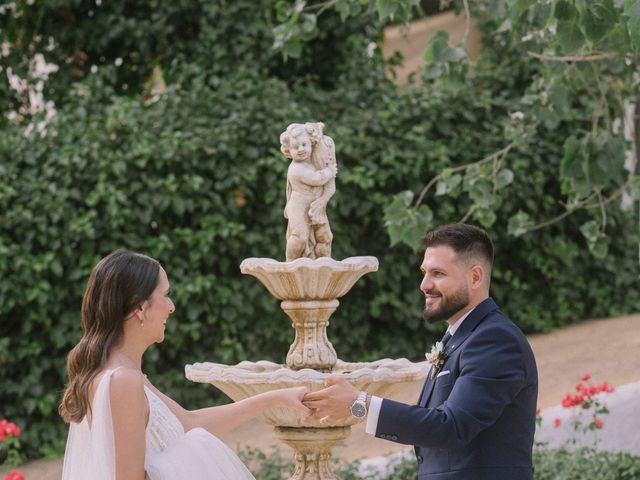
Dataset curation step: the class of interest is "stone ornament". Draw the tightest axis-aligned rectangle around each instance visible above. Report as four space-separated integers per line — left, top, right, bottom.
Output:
280 122 337 262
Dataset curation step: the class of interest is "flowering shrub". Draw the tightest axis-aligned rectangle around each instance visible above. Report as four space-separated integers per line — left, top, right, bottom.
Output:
560 373 614 439
3 470 26 480
0 419 23 468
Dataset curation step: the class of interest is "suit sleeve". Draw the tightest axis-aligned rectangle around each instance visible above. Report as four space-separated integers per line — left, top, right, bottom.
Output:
376 323 529 449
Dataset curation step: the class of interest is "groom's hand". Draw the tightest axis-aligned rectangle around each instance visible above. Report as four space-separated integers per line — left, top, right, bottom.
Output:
303 375 359 424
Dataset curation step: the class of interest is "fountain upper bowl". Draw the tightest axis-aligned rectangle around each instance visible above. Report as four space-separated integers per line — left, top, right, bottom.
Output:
239 256 378 300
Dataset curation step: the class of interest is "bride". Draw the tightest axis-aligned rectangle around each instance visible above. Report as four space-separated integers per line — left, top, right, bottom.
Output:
59 249 310 479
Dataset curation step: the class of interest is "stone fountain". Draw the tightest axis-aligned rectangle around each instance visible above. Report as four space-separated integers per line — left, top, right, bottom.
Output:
186 122 428 479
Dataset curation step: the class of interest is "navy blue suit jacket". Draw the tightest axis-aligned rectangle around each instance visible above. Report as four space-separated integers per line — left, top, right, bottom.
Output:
376 298 538 480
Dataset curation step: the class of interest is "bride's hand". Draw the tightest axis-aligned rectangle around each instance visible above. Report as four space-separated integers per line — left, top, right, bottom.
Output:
274 386 312 415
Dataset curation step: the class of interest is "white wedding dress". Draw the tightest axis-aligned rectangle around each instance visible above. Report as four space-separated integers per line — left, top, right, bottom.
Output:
62 369 255 480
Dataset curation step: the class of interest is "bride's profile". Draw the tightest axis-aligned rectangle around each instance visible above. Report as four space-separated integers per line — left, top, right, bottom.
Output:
59 249 310 479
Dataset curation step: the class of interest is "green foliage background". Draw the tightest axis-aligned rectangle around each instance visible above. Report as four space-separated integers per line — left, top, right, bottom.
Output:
1 1 638 458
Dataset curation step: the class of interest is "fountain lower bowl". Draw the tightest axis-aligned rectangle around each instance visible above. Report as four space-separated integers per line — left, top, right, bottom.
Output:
185 358 429 428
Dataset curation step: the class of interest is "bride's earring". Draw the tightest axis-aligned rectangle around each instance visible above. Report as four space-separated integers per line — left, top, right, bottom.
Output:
139 307 145 327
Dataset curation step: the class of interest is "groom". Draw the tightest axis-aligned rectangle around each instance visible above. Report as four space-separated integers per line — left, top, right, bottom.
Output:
303 223 538 480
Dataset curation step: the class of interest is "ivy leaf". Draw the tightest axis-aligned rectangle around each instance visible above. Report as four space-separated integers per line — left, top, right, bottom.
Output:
473 208 497 228
561 136 592 197
468 181 494 208
376 0 397 20
583 0 619 44
495 168 515 189
424 31 450 63
623 0 640 47
554 0 577 21
627 175 640 200
580 220 609 258
403 205 434 249
441 46 467 63
508 211 534 237
556 19 586 52
435 173 462 196
595 136 627 185
383 191 433 250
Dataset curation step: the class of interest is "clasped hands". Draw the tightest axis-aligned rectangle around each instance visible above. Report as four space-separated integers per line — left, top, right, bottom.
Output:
302 375 360 425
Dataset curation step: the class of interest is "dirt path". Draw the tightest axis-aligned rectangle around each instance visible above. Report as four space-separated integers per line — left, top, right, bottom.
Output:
7 313 639 479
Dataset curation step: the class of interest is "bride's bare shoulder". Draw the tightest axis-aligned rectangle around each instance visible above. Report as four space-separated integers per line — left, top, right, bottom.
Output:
90 368 144 402
109 367 145 391
108 368 147 418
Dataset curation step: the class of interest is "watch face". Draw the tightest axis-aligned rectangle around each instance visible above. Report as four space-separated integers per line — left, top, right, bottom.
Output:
351 402 366 418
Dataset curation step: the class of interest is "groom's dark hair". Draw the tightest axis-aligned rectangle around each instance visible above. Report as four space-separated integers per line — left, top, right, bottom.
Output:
422 223 494 271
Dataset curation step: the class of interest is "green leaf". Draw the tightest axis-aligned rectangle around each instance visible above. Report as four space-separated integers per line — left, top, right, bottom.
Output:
495 169 515 189
623 0 640 50
627 175 640 200
583 0 619 44
424 31 450 63
580 220 610 258
579 220 600 244
383 190 414 227
376 0 397 20
556 19 586 52
468 181 494 208
474 208 497 228
554 0 576 21
435 173 462 196
383 192 433 250
508 211 534 237
441 46 467 63
561 136 593 198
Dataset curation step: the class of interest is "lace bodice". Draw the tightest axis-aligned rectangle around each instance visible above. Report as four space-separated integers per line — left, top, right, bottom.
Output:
144 386 185 455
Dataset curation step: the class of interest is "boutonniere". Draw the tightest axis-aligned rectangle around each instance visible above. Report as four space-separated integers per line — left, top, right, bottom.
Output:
425 341 449 379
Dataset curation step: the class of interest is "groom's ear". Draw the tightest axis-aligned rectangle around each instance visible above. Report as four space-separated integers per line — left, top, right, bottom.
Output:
468 264 485 290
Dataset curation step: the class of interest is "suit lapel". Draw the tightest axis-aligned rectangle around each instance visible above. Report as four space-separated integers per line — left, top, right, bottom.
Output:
418 298 499 407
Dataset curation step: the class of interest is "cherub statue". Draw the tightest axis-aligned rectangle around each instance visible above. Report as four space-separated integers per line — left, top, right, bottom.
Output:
280 122 337 261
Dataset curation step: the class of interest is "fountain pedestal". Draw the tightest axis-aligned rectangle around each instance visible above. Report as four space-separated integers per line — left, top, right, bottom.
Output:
275 427 349 480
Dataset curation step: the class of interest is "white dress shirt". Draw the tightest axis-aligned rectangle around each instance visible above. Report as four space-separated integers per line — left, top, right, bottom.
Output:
365 308 474 435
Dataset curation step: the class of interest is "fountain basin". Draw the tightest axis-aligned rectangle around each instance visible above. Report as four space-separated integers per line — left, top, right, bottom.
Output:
185 358 429 428
239 256 378 300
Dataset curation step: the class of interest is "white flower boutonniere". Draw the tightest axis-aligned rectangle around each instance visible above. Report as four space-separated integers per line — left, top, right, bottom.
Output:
425 341 449 379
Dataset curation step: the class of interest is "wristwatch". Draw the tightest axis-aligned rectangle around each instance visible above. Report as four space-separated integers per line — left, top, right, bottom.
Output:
350 391 368 419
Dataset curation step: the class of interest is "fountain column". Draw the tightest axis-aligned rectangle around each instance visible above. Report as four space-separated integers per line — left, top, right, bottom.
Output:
282 299 338 371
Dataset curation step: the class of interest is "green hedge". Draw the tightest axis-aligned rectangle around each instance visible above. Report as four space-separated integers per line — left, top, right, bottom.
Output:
1 1 638 458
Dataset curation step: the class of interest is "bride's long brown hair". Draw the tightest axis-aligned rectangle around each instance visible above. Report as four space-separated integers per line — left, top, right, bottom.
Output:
59 249 160 423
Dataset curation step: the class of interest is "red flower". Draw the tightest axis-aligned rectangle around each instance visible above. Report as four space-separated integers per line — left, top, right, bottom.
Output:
593 418 604 429
600 381 614 393
562 393 585 408
580 373 591 381
0 419 21 439
554 418 562 428
3 470 26 480
535 407 540 416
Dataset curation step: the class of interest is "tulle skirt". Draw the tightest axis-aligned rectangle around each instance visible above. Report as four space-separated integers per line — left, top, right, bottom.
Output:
145 427 255 480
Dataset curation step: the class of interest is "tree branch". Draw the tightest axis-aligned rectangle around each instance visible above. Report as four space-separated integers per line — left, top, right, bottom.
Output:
527 51 618 62
462 0 471 48
528 181 630 232
414 143 514 208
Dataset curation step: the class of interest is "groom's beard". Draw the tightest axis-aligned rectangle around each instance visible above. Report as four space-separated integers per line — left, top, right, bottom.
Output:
423 285 470 324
